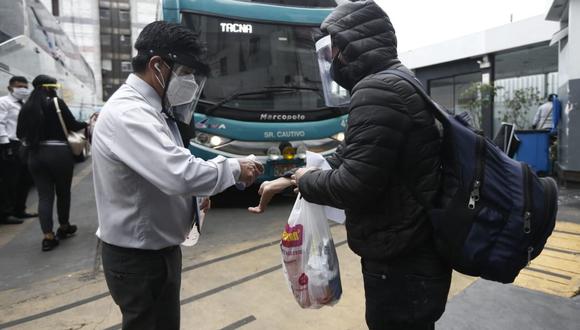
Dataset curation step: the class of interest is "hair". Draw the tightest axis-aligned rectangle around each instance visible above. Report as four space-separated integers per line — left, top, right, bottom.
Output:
17 75 58 149
548 94 557 102
9 76 28 86
131 21 210 75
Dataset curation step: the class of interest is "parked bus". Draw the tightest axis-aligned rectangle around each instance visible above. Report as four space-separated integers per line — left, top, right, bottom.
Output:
0 0 98 120
160 0 347 181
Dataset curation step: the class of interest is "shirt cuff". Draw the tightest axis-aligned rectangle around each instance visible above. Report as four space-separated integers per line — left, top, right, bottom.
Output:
0 136 9 144
227 158 241 181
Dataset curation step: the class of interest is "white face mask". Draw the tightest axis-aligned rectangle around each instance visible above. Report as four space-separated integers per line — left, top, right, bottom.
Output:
11 87 30 101
154 62 206 124
166 73 198 106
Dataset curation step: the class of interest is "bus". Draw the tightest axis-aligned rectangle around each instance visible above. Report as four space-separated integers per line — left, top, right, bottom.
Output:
0 0 98 120
160 0 347 181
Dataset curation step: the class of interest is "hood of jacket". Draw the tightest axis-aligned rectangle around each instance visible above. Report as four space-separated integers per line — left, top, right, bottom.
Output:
321 0 400 90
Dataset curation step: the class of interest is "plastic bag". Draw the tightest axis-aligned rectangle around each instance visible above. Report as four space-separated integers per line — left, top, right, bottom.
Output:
305 152 345 224
280 195 342 309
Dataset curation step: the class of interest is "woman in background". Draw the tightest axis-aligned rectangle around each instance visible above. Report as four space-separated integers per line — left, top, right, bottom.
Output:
17 75 88 251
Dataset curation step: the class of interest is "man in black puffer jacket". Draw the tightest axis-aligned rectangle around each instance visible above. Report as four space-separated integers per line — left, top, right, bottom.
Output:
293 1 452 329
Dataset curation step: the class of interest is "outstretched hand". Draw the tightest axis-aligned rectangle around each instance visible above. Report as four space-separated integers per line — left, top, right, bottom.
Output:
248 177 293 214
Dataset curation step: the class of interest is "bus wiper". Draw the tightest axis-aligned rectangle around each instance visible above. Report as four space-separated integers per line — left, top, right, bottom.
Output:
205 86 318 114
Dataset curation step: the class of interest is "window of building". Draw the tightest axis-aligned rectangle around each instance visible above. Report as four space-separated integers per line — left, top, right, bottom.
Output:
100 8 111 20
429 72 482 125
121 61 133 72
119 10 130 23
119 34 131 47
493 44 558 133
429 77 454 110
100 34 111 46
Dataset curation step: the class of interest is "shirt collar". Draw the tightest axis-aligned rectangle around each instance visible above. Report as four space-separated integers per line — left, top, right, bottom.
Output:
7 93 19 103
125 74 163 112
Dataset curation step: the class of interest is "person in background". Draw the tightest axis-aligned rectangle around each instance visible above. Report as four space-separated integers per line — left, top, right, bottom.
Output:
16 75 88 251
92 21 262 330
0 76 37 225
292 1 452 329
532 94 556 130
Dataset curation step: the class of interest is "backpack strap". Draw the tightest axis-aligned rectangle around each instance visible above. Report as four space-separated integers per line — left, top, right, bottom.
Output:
379 69 451 124
378 69 451 211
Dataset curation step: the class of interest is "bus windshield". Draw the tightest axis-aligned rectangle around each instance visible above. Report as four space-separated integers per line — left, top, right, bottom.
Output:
182 13 329 112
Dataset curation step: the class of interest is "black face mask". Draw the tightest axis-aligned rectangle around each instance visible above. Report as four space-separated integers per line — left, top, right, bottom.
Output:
330 52 354 91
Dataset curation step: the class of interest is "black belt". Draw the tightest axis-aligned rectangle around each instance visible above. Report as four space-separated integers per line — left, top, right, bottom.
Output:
101 240 179 255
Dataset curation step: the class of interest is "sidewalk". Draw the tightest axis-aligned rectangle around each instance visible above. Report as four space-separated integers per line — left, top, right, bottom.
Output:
0 166 578 329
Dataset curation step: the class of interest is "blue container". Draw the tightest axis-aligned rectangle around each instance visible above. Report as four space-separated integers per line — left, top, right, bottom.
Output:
514 130 551 174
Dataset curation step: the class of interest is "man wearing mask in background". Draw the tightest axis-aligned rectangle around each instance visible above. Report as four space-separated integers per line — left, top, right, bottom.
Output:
0 76 37 225
92 21 262 330
293 1 452 329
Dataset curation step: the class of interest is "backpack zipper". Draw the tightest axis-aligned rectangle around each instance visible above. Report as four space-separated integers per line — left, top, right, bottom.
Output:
468 136 485 209
522 163 534 265
522 164 532 234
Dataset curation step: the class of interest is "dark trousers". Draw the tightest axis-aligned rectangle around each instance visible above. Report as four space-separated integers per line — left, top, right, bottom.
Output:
362 246 452 330
27 145 74 234
0 141 34 217
101 241 182 330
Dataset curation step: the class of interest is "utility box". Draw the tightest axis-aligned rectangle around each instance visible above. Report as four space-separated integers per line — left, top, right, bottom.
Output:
514 130 551 174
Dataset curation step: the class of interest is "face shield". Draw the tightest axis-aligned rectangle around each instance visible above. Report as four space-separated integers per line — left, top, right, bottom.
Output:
165 64 207 125
315 35 350 108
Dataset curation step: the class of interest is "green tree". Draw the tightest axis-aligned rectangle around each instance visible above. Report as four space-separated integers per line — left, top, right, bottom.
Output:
501 87 541 129
458 83 501 129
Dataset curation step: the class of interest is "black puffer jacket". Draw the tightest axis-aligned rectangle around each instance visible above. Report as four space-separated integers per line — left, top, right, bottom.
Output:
299 0 442 261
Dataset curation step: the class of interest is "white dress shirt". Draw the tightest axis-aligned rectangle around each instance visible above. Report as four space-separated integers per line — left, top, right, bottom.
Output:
93 74 240 249
0 94 22 144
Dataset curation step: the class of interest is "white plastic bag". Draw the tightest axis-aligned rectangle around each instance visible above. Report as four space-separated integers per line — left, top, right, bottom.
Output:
280 195 342 309
305 152 345 224
181 197 205 247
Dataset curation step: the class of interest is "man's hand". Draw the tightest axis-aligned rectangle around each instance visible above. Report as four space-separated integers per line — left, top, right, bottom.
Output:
248 177 293 214
291 167 317 193
200 197 211 213
238 159 264 187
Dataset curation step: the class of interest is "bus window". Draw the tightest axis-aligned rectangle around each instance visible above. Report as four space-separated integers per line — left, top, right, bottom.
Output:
182 13 327 112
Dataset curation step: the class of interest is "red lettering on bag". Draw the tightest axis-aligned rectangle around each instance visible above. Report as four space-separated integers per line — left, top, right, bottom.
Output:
281 224 303 247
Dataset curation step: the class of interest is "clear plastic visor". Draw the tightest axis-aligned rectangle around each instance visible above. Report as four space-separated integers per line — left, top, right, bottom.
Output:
315 35 350 108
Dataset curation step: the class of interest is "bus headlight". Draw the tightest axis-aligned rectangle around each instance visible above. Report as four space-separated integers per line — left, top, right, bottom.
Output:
267 146 282 160
193 133 231 148
296 144 307 159
332 132 345 142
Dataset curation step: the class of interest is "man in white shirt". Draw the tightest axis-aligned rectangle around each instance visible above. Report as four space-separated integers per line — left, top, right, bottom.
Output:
92 21 262 330
0 76 36 225
532 94 555 130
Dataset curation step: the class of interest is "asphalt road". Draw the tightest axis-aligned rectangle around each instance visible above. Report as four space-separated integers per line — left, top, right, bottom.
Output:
0 159 579 330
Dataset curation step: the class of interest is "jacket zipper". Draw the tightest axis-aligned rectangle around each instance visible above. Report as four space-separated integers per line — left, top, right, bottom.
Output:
468 136 485 209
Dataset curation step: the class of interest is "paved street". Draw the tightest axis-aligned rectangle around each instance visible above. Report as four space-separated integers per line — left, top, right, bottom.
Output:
0 160 579 330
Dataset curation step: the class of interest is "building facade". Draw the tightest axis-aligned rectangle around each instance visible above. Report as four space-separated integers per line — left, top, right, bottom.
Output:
400 16 560 137
40 0 157 102
547 0 580 180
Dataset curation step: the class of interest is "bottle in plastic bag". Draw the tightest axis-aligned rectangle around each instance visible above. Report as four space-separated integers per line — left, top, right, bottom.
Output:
280 195 342 309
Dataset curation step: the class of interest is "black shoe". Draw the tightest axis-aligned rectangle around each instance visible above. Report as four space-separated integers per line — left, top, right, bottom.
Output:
13 212 38 219
56 224 77 240
0 218 24 225
42 237 59 251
